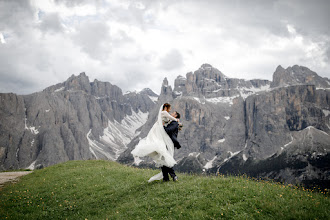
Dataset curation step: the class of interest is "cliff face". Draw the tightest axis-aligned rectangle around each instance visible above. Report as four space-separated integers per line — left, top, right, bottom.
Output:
119 64 330 187
271 65 330 88
1 63 330 187
0 73 157 170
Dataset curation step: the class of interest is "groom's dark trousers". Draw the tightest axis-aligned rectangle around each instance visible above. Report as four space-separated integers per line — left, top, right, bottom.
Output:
162 121 181 181
161 166 176 181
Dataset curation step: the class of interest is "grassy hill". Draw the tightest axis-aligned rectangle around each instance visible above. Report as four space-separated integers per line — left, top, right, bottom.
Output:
0 160 329 219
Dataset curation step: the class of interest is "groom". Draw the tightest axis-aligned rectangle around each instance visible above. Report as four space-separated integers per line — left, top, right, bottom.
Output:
162 111 182 182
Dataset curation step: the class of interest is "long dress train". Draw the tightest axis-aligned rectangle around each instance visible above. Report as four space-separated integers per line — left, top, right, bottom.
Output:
131 105 176 182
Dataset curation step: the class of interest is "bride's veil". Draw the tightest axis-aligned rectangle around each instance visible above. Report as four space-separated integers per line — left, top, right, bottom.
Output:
131 104 176 181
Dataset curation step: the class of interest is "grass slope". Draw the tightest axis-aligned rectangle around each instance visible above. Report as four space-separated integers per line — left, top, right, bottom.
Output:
0 160 329 219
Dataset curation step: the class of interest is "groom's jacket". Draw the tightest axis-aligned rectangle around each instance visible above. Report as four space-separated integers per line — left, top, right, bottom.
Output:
164 121 181 149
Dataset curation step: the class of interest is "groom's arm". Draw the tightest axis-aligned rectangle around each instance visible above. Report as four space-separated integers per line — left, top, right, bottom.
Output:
164 121 179 134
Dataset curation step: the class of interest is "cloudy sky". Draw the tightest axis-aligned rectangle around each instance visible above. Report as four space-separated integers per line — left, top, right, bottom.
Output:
0 0 329 95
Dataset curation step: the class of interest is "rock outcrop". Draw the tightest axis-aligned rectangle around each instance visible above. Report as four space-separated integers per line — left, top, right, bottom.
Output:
271 65 330 88
119 64 330 188
1 63 329 188
0 73 157 170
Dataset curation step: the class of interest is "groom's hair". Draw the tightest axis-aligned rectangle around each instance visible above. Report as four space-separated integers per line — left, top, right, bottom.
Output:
163 103 171 110
175 112 180 119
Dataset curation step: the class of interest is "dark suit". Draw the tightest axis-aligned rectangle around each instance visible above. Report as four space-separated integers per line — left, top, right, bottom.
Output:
162 120 181 181
164 121 181 149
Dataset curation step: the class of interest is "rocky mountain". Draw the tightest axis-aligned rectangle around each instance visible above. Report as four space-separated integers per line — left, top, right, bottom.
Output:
271 65 330 88
0 73 158 171
118 64 330 188
1 63 329 188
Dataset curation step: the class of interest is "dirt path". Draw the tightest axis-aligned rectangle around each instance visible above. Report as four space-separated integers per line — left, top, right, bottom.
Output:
0 171 33 188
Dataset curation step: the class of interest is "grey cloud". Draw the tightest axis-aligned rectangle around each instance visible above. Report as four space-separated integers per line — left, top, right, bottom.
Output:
325 45 330 62
103 0 162 30
112 30 135 46
0 71 40 95
159 49 184 71
0 33 54 94
54 0 102 7
0 0 330 95
0 0 35 32
180 0 329 40
39 13 63 33
72 21 111 60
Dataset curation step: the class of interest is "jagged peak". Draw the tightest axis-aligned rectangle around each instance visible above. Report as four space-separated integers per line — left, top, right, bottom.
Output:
162 77 169 86
271 64 330 88
67 72 90 82
275 65 285 71
140 88 159 97
200 63 213 69
194 64 228 81
142 88 152 92
123 88 158 98
275 65 313 74
176 75 186 79
79 72 87 77
273 64 320 77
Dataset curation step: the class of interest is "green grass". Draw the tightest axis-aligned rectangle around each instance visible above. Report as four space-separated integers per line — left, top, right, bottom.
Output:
0 160 329 219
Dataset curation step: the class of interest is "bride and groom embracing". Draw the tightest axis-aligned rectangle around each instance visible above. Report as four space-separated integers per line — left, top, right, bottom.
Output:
131 103 182 182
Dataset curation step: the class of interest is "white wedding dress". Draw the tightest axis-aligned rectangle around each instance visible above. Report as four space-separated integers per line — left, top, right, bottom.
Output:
131 105 176 182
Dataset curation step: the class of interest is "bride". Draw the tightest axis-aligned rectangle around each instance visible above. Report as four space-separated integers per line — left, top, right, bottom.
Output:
131 103 179 182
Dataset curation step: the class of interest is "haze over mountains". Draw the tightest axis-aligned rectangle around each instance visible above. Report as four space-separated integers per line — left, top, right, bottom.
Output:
1 64 329 187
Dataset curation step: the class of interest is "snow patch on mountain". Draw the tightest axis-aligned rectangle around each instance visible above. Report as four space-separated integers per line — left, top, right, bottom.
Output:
87 129 115 160
282 134 294 151
26 160 37 170
206 96 239 105
192 95 239 105
224 150 241 162
189 152 200 157
238 84 271 99
24 117 39 135
121 109 149 137
218 139 225 143
323 109 330 117
204 156 217 169
54 87 65 92
87 109 149 160
148 96 158 103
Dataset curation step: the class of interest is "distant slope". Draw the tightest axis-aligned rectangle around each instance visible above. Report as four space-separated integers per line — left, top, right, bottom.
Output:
119 64 330 188
0 160 329 219
0 73 158 171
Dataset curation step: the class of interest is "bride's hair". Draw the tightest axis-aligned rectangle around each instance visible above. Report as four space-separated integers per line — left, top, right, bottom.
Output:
162 103 171 110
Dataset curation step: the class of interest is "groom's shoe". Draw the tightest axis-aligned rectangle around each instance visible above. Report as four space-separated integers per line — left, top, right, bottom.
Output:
173 176 178 182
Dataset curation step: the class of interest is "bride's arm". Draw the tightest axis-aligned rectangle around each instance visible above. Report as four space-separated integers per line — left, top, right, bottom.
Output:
161 111 178 121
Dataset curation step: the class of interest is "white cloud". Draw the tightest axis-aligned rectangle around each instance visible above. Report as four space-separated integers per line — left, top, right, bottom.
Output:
159 49 184 71
0 0 329 95
72 21 111 60
0 33 5 44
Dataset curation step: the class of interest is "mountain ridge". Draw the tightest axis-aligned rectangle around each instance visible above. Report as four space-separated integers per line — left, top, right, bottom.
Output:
1 64 330 189
0 73 158 170
118 63 330 188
